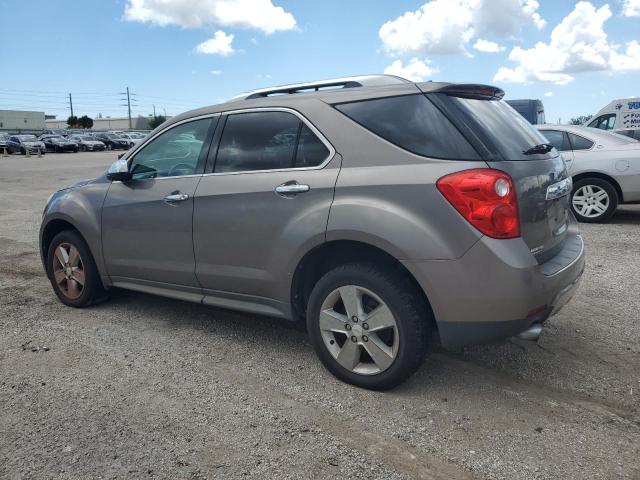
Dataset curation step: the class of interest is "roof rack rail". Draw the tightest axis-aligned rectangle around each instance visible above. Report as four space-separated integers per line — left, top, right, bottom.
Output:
234 74 411 100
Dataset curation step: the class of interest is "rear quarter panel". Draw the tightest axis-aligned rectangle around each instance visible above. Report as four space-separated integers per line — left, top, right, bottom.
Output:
572 146 640 202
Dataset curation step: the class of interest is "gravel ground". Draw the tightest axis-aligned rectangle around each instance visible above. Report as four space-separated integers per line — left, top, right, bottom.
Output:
0 151 638 480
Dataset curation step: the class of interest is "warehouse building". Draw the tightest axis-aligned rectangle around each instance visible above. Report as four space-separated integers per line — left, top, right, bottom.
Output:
0 110 45 132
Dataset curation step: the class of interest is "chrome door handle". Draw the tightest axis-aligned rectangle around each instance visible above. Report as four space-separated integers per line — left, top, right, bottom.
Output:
164 192 189 203
275 182 310 196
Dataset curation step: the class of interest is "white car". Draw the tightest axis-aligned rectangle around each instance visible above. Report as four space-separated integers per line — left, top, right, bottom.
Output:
538 124 640 222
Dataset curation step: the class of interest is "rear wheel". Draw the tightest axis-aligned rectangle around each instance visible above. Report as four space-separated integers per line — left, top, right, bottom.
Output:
307 263 431 390
47 230 107 308
571 178 618 223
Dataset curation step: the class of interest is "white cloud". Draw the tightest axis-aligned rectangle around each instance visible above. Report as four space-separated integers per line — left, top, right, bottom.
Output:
196 30 234 55
622 0 640 16
544 91 553 97
124 0 296 34
210 69 222 75
384 58 438 82
473 39 505 52
494 2 640 85
378 0 544 55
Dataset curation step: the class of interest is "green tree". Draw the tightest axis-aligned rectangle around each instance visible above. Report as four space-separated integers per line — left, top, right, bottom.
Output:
569 115 592 125
148 115 166 129
78 115 94 129
66 115 79 128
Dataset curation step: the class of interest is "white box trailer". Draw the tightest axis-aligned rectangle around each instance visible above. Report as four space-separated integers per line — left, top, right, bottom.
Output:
584 98 640 140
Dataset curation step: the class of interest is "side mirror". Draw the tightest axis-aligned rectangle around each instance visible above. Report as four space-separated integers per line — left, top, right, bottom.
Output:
106 158 132 182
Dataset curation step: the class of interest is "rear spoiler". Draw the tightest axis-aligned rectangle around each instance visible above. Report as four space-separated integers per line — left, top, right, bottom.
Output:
419 83 505 100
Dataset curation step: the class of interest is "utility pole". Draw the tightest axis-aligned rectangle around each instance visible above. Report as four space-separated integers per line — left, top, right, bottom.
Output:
153 104 156 117
68 93 74 117
163 108 166 117
120 87 137 130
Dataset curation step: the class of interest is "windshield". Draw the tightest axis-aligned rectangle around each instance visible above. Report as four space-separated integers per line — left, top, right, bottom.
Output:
81 136 94 140
18 135 37 141
446 96 558 161
107 134 120 139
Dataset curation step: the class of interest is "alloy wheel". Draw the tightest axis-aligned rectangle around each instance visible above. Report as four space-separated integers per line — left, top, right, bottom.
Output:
572 185 609 219
52 243 85 300
319 285 399 375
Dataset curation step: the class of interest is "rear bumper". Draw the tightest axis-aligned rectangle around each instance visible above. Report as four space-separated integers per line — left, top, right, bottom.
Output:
403 225 585 349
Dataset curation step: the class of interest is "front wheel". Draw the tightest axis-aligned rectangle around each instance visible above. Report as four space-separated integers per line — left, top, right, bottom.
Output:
46 230 107 308
571 178 618 223
307 263 431 390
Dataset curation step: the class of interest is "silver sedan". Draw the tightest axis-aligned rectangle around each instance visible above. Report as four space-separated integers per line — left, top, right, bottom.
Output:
538 124 640 222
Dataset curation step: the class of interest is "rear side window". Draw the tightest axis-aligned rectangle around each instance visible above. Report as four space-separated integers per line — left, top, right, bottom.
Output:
567 133 594 150
541 130 569 151
334 94 479 160
215 111 330 173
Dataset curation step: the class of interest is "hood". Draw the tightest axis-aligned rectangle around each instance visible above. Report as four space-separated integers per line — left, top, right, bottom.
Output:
65 178 95 190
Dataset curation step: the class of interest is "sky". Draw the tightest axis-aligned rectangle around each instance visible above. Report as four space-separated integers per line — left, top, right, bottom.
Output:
0 0 638 123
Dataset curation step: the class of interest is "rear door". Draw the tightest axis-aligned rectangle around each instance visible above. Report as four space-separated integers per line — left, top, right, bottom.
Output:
193 109 339 307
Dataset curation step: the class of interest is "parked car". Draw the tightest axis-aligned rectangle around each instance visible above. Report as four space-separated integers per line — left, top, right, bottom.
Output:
6 135 46 155
92 133 131 150
41 136 79 153
538 124 640 222
0 132 9 152
119 133 142 148
40 75 585 390
41 129 69 137
505 99 546 124
69 135 106 152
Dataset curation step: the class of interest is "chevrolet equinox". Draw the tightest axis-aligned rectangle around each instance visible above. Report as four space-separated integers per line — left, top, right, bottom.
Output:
40 75 585 390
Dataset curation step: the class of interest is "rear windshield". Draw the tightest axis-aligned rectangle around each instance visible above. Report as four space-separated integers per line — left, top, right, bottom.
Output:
449 97 557 161
606 131 639 144
334 94 480 160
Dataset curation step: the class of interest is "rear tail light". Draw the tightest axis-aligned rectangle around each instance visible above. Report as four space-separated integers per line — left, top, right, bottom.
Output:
436 169 520 239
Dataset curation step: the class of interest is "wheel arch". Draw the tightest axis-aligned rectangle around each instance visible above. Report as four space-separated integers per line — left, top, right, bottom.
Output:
40 217 82 269
572 171 623 202
290 240 434 329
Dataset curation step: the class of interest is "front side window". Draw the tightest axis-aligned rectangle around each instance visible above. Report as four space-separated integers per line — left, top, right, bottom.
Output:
589 114 616 130
214 111 330 173
335 94 479 160
567 133 594 150
130 117 212 179
541 130 568 151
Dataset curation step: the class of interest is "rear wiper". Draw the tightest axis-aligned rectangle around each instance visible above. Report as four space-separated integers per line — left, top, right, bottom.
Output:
522 143 554 155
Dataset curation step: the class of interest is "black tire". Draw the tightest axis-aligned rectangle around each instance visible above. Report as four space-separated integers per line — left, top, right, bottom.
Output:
46 230 108 308
20 147 26 155
571 177 618 223
80 145 86 152
306 263 432 390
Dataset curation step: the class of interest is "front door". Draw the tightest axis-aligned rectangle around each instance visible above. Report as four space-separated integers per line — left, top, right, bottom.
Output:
193 110 340 308
102 116 216 287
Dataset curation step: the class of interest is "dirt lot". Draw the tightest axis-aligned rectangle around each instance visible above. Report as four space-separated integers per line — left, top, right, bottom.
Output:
0 151 639 480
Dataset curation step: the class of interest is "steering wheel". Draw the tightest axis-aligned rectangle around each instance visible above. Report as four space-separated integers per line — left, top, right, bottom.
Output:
168 163 194 177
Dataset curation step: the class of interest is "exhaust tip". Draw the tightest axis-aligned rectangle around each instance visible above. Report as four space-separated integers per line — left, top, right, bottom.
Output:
517 323 543 341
